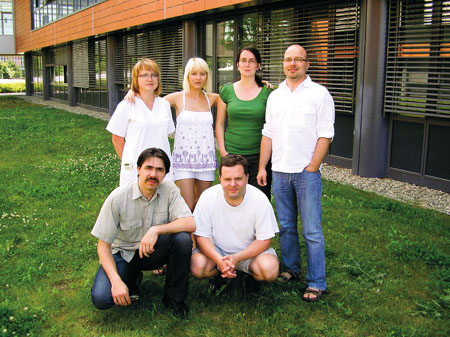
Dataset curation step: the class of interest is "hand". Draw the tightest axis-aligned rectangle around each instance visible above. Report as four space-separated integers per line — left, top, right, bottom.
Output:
111 279 131 306
304 164 319 173
220 255 240 278
219 149 229 158
261 80 274 89
139 227 158 258
123 89 138 103
257 169 267 186
217 258 236 279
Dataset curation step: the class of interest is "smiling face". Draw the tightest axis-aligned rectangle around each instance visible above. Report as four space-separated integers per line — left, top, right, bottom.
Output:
137 157 166 198
237 49 260 78
220 164 248 206
283 45 309 83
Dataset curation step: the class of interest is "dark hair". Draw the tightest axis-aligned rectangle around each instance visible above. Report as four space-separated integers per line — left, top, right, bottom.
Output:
137 147 171 173
236 47 264 87
219 154 249 176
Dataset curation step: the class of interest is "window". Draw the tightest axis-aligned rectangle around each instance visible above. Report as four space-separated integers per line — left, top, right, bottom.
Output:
31 0 105 29
0 0 12 35
384 0 450 118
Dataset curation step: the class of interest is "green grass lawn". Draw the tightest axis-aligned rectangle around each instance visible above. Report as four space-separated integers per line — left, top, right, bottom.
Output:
0 96 449 336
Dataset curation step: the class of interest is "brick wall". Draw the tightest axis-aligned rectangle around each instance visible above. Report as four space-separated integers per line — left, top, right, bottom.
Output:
15 0 251 53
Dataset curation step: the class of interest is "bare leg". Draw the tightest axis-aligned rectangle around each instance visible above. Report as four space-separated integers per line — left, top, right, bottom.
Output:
190 252 219 279
176 178 196 212
249 253 279 282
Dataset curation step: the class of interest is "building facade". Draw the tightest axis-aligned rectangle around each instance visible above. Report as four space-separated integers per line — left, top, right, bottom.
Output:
14 0 450 192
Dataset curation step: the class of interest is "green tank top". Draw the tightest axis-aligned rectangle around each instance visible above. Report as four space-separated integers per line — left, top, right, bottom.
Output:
219 84 272 155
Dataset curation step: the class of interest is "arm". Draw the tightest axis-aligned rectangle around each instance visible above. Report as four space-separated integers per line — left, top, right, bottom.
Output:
111 134 125 160
304 137 331 172
97 240 131 306
123 89 137 103
139 216 195 258
208 93 220 108
215 97 228 157
257 135 272 186
195 235 237 278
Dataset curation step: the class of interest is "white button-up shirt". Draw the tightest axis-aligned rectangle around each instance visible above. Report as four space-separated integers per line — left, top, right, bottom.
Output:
262 76 335 173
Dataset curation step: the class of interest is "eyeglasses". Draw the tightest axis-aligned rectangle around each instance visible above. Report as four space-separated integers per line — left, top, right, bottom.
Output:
239 58 257 65
139 73 159 79
283 57 308 64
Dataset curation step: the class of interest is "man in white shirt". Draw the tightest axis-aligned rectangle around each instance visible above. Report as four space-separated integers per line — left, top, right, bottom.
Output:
91 148 195 318
191 154 279 292
257 44 335 302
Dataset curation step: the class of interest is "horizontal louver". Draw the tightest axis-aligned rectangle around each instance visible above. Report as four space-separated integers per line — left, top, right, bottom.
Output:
73 39 89 88
55 45 68 65
115 24 183 96
384 0 450 118
252 0 359 115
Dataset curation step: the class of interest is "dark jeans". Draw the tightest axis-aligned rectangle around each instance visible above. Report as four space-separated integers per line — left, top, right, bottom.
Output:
91 232 192 309
242 153 272 200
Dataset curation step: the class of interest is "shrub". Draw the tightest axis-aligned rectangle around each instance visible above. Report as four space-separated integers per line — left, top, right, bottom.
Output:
0 82 26 93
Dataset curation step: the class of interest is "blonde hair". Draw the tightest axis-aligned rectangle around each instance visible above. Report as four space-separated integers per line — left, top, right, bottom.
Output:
131 58 162 96
183 57 210 93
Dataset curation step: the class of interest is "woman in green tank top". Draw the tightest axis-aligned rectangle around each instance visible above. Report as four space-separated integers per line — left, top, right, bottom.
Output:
216 47 273 200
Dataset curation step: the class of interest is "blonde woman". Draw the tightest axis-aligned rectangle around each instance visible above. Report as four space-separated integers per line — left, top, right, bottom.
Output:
125 58 219 211
107 58 174 186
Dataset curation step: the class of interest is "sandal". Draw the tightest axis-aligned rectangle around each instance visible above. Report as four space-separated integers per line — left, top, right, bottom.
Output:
152 264 167 276
302 287 324 302
277 269 297 283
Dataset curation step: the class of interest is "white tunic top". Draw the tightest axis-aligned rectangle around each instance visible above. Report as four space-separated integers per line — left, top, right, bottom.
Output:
106 96 175 186
172 91 216 172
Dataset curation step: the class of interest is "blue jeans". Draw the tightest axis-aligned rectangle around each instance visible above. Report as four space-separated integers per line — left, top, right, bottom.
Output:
272 170 326 291
91 232 192 309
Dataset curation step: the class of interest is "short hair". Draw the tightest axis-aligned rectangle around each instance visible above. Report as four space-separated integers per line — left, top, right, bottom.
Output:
131 58 162 96
183 57 211 93
137 147 170 174
219 154 249 176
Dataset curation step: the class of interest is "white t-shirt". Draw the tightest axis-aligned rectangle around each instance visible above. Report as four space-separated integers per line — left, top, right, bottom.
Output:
193 184 279 254
106 96 175 186
262 76 335 173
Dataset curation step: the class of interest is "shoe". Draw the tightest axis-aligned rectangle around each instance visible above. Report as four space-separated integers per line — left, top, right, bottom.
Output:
302 287 324 302
162 296 189 319
277 269 298 283
129 271 143 301
208 275 230 296
243 274 261 294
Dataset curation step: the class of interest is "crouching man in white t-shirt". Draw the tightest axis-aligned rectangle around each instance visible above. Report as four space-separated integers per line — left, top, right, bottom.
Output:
190 154 279 291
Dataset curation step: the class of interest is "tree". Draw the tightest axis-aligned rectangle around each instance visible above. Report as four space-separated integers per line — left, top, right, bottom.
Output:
0 61 23 79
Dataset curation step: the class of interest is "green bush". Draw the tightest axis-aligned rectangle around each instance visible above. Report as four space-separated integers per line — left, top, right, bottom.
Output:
0 82 26 93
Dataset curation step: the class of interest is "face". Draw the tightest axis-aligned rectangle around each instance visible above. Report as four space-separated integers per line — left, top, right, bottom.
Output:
237 50 260 77
220 164 248 204
137 157 166 193
188 68 207 90
137 69 159 93
283 45 309 82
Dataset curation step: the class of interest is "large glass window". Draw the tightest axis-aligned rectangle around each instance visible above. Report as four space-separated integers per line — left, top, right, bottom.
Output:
0 0 12 35
31 0 105 29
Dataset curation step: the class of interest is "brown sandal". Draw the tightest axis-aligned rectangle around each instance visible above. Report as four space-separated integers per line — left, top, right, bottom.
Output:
302 287 324 302
277 269 297 283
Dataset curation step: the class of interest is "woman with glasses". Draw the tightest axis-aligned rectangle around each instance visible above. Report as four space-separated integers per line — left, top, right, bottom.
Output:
107 58 175 186
216 47 273 200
